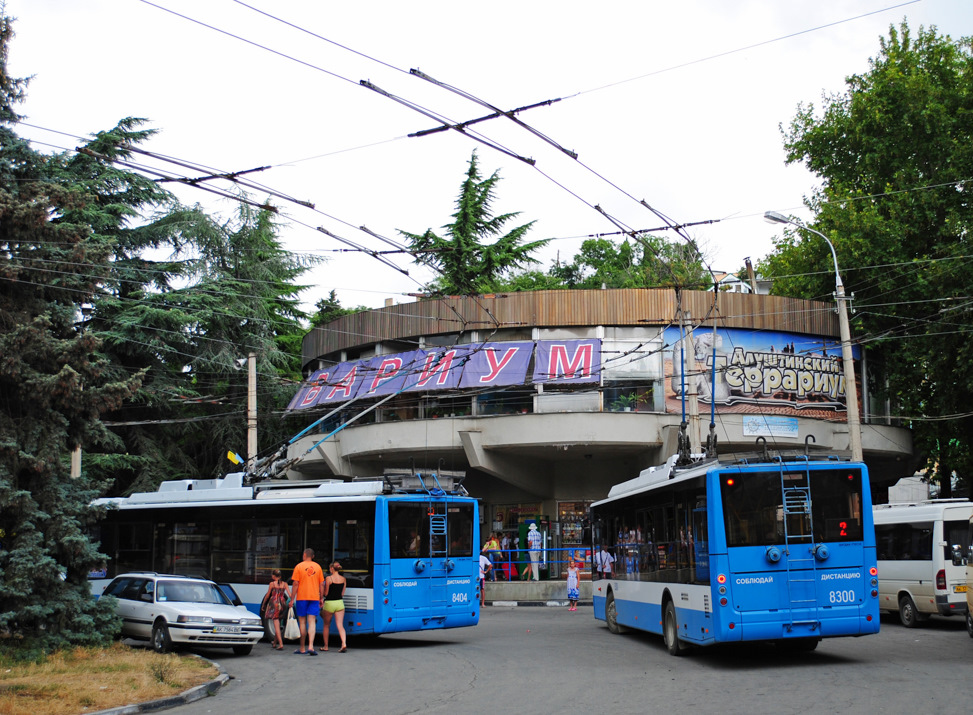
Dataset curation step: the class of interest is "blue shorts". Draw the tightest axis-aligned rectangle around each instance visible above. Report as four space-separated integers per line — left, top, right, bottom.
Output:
294 599 321 618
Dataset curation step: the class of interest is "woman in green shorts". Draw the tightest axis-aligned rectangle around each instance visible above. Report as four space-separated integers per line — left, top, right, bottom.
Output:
322 561 348 652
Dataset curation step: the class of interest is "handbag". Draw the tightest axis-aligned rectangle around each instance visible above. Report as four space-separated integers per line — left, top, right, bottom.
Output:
283 606 300 640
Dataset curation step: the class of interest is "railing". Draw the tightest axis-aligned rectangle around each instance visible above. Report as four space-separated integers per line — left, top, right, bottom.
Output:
481 547 592 581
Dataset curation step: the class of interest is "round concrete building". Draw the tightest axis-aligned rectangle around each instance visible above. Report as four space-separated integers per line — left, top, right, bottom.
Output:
286 289 913 553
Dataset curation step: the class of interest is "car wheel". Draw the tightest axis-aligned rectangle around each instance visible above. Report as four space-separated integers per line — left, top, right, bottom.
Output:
232 644 253 656
966 610 973 639
663 600 689 656
606 592 621 634
151 622 172 654
898 594 920 628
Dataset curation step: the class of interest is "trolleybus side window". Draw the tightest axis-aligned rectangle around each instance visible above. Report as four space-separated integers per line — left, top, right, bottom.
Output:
334 518 372 573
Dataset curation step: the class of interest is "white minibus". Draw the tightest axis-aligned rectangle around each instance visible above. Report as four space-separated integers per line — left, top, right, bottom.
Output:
873 499 971 627
967 514 973 637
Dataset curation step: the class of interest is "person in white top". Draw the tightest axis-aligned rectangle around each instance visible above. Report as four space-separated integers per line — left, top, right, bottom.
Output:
478 552 492 606
594 545 614 580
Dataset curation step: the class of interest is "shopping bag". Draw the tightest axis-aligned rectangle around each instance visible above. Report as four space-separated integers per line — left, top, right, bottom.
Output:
283 607 300 640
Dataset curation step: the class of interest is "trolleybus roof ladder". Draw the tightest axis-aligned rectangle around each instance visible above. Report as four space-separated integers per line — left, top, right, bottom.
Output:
780 460 820 632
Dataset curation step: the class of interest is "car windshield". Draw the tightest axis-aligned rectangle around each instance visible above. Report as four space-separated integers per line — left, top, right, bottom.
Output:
157 580 231 604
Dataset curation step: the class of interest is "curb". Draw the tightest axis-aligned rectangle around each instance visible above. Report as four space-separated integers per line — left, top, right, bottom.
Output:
92 655 229 715
486 601 592 608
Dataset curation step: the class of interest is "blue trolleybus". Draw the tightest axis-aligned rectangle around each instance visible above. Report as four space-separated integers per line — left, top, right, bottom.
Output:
591 453 880 654
89 470 480 637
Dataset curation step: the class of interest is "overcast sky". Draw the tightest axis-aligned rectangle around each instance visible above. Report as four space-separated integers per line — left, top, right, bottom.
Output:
7 0 971 312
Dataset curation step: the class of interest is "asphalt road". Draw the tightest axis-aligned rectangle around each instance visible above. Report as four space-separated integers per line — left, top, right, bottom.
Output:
173 608 971 715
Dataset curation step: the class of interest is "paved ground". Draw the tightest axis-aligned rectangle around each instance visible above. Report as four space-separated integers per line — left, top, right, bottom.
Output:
171 608 971 715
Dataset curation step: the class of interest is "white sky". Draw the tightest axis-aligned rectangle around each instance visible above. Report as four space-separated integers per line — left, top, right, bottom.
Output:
7 0 972 312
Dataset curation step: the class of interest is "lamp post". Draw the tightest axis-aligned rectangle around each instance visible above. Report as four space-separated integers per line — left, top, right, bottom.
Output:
764 211 863 462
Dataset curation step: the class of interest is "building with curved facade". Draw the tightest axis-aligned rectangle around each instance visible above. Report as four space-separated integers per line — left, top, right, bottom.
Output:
287 289 913 554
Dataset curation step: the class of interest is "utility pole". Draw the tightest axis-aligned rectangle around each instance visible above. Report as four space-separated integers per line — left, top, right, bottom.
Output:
247 352 257 471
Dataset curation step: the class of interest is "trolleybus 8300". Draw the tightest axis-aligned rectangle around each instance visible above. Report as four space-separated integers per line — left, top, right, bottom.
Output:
591 453 880 654
89 470 481 638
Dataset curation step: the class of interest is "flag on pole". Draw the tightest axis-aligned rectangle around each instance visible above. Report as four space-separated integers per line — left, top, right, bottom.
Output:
227 451 243 465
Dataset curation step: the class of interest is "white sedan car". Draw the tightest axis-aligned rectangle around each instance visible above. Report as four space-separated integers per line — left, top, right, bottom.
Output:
102 573 263 655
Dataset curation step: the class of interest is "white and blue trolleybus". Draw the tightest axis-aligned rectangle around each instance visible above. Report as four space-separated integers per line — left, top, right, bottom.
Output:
591 451 880 654
89 470 481 638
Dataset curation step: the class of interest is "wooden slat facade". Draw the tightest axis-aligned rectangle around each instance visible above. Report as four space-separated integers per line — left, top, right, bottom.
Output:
302 289 839 369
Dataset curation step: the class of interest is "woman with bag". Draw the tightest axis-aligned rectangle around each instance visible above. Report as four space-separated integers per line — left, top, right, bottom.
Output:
263 569 291 650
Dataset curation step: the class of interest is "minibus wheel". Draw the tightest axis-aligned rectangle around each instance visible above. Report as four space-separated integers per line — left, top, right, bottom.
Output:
898 594 920 628
966 610 973 639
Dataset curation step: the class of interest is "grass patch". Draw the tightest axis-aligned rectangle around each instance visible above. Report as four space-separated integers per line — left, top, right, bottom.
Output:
0 643 219 715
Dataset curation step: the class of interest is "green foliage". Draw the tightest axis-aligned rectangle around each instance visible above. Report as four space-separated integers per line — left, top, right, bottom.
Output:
760 22 973 496
310 289 368 328
399 151 547 295
496 234 709 292
0 15 129 652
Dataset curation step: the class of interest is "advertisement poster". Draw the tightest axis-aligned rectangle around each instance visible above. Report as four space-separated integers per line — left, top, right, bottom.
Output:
663 327 861 421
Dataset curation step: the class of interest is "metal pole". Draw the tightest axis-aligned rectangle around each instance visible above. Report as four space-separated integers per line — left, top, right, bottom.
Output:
763 212 862 462
247 352 257 470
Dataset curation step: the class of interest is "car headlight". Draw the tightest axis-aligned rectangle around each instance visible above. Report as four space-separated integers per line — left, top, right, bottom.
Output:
240 618 261 626
177 615 213 624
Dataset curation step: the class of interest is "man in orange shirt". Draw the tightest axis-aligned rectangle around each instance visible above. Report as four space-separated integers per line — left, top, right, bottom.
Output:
290 548 325 655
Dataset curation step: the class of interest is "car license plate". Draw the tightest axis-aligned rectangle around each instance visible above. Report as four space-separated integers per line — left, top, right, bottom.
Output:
955 585 968 593
213 625 242 634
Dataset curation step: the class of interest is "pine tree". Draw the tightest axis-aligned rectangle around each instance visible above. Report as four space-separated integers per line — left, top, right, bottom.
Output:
399 151 545 295
0 16 138 653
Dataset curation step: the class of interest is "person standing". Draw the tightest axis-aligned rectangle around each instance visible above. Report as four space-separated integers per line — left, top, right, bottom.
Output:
478 551 492 606
263 569 290 650
566 558 580 611
527 523 543 581
289 548 325 655
483 532 500 581
594 544 614 580
321 561 348 652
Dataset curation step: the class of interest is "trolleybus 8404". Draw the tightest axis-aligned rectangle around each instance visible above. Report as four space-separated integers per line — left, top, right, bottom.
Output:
89 470 481 638
590 452 880 655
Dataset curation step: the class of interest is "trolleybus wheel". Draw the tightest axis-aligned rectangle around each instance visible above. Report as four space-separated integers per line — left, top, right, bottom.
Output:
776 638 819 653
663 600 689 656
606 592 622 635
898 594 920 628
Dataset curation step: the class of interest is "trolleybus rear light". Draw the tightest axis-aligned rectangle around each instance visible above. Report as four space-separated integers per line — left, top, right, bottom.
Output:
870 590 877 597
717 574 727 584
869 567 877 576
728 622 735 629
719 597 727 606
866 615 872 621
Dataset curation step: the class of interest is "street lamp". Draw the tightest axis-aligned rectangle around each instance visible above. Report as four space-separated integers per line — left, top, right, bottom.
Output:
764 211 863 462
